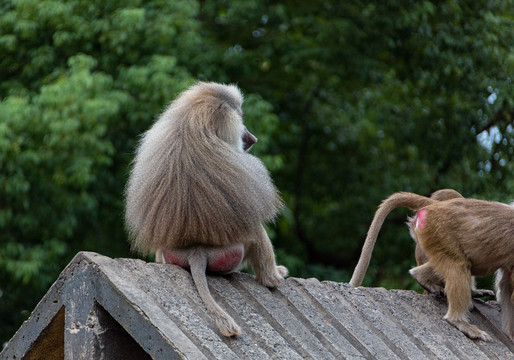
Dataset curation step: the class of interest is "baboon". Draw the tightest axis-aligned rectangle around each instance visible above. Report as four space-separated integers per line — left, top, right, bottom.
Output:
410 190 464 267
408 189 494 299
125 82 288 337
350 192 513 341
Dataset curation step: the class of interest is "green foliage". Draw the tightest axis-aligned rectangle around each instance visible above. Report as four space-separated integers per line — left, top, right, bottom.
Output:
0 0 279 343
0 55 124 342
1 0 513 345
199 0 514 282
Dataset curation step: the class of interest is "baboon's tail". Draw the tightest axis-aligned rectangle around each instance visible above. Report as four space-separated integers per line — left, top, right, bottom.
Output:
349 192 435 287
189 249 242 337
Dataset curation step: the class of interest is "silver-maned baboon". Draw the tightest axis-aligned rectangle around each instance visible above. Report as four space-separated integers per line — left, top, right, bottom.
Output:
125 82 288 337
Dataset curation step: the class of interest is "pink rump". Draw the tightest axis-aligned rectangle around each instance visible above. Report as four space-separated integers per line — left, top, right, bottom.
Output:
414 209 428 229
163 252 189 268
162 247 243 274
207 248 243 273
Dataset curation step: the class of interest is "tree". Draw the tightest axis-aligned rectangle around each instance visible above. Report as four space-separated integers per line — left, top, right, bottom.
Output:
0 0 280 343
198 0 514 286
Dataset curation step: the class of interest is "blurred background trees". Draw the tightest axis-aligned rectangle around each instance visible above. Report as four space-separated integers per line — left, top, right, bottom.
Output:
1 0 513 344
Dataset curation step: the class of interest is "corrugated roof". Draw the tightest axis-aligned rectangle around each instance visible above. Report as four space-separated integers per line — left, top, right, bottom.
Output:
1 252 513 359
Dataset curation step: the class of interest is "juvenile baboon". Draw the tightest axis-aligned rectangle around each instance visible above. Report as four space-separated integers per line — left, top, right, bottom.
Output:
410 189 464 267
350 192 514 341
408 189 494 298
125 82 288 337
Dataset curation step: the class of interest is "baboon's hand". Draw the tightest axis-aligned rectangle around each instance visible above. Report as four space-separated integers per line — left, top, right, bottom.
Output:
257 265 288 288
276 265 289 278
